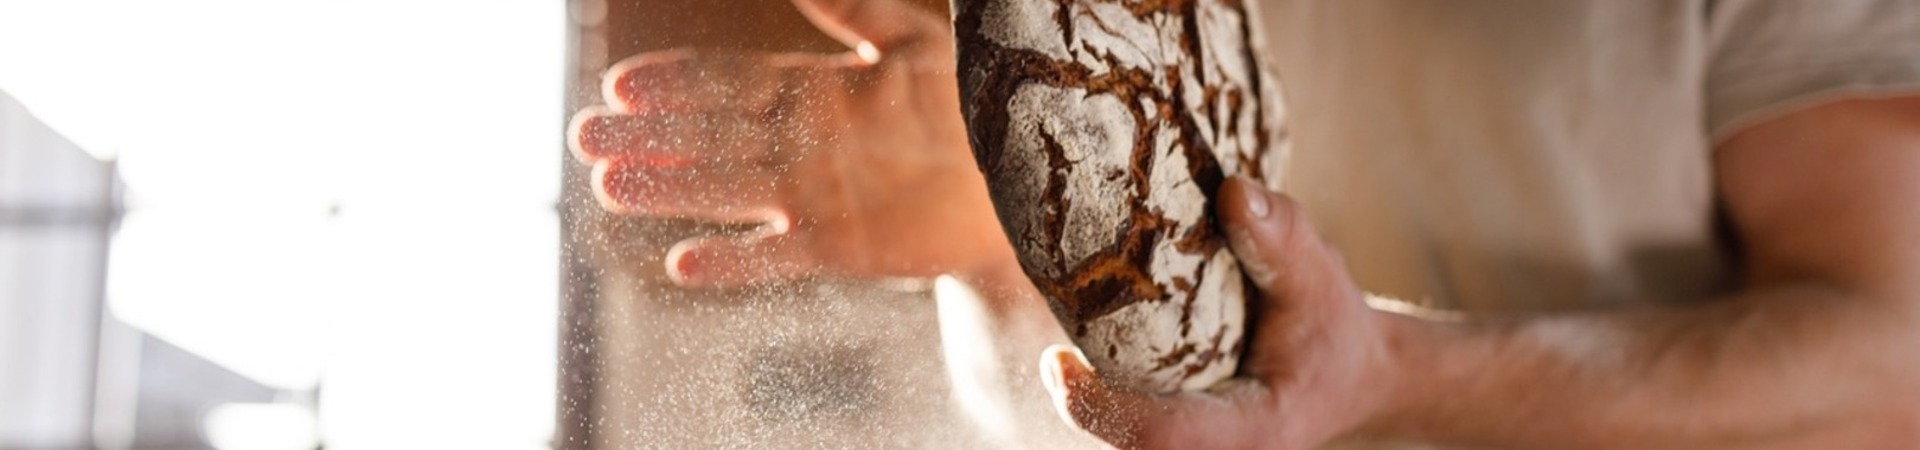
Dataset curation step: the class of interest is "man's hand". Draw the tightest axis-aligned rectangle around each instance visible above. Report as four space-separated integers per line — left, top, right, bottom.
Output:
568 0 1012 287
1045 97 1920 449
1040 177 1408 450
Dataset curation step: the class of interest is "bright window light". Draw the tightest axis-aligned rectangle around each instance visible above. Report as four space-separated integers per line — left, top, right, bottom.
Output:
0 1 563 448
203 403 320 450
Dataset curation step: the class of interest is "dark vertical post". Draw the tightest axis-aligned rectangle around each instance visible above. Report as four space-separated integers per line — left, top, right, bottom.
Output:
556 2 607 450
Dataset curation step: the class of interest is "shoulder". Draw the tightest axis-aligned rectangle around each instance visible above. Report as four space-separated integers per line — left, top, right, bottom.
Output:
1707 0 1920 141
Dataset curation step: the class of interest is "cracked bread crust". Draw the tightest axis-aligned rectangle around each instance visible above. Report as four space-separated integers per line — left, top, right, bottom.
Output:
954 0 1288 393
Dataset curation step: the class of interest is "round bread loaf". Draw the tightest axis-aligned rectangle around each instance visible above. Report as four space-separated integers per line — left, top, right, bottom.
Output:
953 0 1288 393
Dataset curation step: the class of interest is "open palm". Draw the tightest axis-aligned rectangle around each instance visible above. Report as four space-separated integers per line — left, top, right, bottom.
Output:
567 0 1012 287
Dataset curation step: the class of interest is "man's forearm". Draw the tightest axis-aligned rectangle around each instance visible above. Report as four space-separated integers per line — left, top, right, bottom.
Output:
1376 283 1920 449
1367 96 1920 450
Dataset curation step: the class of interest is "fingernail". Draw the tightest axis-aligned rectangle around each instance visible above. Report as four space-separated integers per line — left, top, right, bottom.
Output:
1064 345 1092 372
566 112 600 162
855 41 882 64
1040 344 1083 394
1039 353 1063 394
1039 347 1078 429
663 242 702 286
1237 177 1270 218
616 69 685 115
590 161 628 211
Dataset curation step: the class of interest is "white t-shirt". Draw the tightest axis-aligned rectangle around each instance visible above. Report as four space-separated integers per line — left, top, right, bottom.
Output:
1253 1 1920 448
1260 0 1920 311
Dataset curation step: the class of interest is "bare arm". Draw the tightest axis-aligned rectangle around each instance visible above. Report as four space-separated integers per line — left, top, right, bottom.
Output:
1043 97 1920 449
1385 96 1920 449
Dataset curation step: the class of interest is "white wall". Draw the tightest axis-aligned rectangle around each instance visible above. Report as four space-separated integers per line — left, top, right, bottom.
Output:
0 90 114 450
0 2 565 448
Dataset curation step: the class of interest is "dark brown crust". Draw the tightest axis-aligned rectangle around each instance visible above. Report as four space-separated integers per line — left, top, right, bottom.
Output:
955 0 1282 389
958 2 1270 312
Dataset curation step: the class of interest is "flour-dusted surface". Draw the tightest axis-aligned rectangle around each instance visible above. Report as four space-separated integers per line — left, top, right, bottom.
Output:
956 0 1288 393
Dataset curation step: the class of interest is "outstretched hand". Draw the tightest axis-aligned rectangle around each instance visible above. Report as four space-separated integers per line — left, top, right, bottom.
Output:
1040 177 1410 450
568 0 1012 287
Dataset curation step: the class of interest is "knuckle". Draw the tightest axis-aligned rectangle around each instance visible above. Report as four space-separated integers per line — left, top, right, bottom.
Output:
1269 194 1311 248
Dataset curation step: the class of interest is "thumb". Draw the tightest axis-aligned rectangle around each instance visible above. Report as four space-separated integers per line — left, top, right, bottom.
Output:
1040 346 1259 450
789 0 949 63
1217 176 1350 305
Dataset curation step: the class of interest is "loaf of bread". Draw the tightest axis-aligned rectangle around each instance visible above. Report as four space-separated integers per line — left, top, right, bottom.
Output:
953 0 1287 393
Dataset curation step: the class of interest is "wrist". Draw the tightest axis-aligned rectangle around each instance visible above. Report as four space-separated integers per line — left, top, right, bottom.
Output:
1356 302 1467 442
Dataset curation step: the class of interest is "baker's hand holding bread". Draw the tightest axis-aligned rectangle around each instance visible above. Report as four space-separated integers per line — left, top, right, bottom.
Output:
570 0 1920 448
1037 177 1404 450
567 0 1011 288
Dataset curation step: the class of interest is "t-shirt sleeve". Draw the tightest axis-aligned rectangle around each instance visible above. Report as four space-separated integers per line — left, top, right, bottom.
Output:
1706 0 1920 142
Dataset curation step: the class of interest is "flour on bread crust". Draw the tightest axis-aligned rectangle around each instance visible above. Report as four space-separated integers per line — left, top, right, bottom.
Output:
956 0 1287 393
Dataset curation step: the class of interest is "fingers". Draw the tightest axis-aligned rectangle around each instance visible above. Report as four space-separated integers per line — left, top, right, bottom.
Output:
1217 176 1349 302
600 51 846 117
666 233 815 288
576 52 843 165
591 158 785 222
602 51 775 116
790 0 950 65
1040 346 1259 450
576 52 846 223
568 106 771 164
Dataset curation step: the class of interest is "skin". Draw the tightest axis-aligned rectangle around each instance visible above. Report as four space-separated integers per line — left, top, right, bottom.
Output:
1050 98 1920 448
568 0 1010 288
569 0 1081 442
570 0 1074 351
570 0 1920 448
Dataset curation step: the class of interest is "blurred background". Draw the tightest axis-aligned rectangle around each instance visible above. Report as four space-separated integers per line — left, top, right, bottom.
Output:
0 0 1059 448
0 1 561 449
